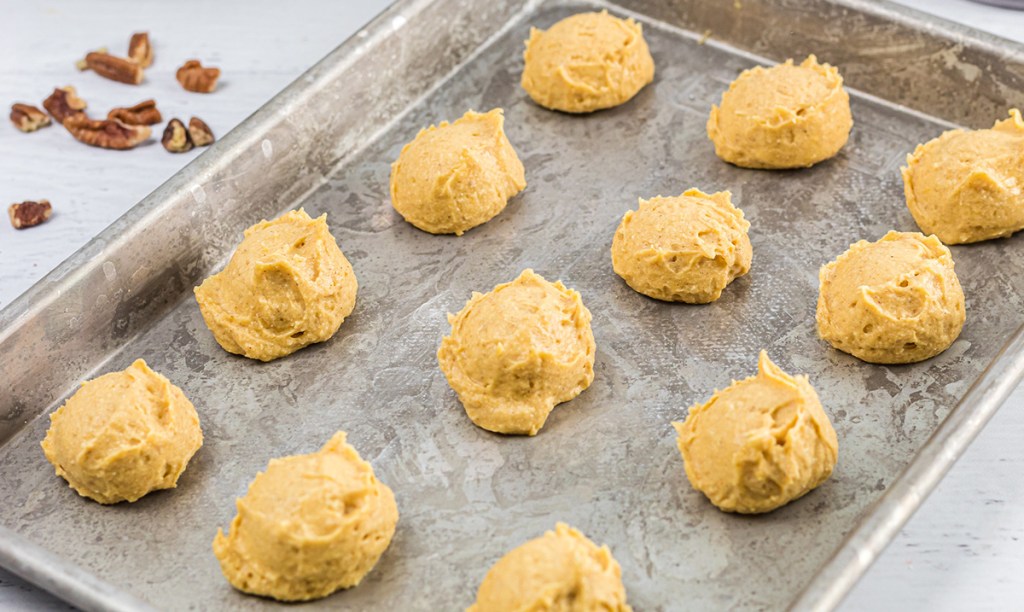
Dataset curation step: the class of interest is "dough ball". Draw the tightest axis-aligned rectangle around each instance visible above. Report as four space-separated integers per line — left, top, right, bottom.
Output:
468 523 631 612
902 109 1024 244
213 432 398 602
672 351 838 514
437 269 595 436
521 10 655 113
707 55 852 169
611 188 751 303
41 359 203 505
389 108 526 235
816 231 965 364
194 208 357 362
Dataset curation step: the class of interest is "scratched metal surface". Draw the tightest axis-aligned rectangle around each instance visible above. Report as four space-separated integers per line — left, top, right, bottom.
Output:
1 0 1024 610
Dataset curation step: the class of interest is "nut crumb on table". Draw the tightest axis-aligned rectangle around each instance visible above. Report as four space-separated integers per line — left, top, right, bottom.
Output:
188 116 215 146
41 86 86 124
128 32 153 67
107 99 162 126
8 201 53 230
161 118 193 152
64 115 151 150
9 104 51 132
80 51 144 85
176 59 221 93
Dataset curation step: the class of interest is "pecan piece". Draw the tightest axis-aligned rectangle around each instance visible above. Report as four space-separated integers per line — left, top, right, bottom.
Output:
162 118 193 153
10 104 51 132
82 52 144 85
128 32 153 68
107 99 162 126
42 86 87 123
75 46 107 70
9 200 52 229
187 117 214 146
176 60 220 93
64 115 151 149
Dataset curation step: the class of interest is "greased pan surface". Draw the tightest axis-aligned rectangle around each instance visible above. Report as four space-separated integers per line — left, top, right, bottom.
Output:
1 1 1024 610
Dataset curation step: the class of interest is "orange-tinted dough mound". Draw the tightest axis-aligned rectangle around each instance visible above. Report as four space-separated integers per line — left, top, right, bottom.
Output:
708 55 852 169
611 189 751 303
673 352 838 514
438 269 595 435
522 11 655 113
41 359 203 504
390 109 526 235
816 231 965 364
213 432 398 601
902 109 1024 244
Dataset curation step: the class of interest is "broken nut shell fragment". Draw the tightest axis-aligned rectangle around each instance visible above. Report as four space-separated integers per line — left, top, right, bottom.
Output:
162 118 194 153
9 200 53 229
187 117 214 146
64 115 151 149
83 52 144 85
176 60 220 93
128 32 153 68
10 104 51 132
43 87 87 124
108 100 162 126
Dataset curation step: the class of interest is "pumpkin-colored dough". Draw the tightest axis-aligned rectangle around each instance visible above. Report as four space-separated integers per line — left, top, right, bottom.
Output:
389 108 526 235
41 359 203 505
522 11 655 113
213 432 398 602
194 208 357 362
437 269 595 436
673 351 838 514
611 188 751 303
468 523 632 612
902 109 1024 244
707 55 852 169
816 231 965 364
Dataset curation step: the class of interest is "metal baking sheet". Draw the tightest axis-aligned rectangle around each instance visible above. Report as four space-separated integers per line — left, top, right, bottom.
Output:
2 0 1024 610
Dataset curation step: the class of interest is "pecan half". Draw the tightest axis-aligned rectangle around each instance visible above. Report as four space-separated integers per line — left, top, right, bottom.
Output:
42 86 87 123
108 99 162 126
128 32 153 67
162 118 194 152
64 115 151 149
176 60 220 93
9 200 52 229
82 52 143 85
187 117 214 146
10 104 51 132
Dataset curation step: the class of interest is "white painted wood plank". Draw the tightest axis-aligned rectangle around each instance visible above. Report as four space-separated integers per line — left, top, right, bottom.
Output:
0 1 392 608
0 0 388 308
2 0 1024 610
841 2 1024 609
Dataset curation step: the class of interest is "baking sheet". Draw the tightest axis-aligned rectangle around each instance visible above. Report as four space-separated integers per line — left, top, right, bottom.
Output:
2 0 1024 610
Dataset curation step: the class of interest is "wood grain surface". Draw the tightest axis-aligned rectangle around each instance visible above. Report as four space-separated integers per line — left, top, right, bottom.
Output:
1 0 1021 610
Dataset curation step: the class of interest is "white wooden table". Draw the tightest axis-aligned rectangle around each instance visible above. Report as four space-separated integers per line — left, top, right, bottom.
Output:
1 0 1022 609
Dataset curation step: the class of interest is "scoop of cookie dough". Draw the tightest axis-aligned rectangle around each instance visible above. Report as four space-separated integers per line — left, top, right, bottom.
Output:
194 208 357 362
213 432 398 602
902 109 1024 244
817 231 965 364
468 523 632 612
673 351 838 514
390 108 526 235
611 189 751 303
522 10 655 113
437 269 595 436
41 359 203 505
707 55 852 169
